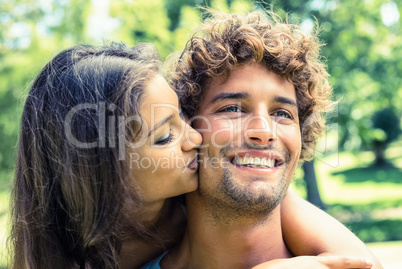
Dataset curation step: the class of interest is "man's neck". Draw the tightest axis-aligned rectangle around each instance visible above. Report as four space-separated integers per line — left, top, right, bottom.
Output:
163 193 292 269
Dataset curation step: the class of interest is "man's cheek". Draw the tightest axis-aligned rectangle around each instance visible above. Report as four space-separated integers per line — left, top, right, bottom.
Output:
210 119 239 148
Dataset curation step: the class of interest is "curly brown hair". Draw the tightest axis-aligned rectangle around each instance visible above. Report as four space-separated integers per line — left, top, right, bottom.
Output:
172 10 334 161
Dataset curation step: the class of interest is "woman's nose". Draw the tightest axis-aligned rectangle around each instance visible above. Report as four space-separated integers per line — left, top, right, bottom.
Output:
182 123 202 151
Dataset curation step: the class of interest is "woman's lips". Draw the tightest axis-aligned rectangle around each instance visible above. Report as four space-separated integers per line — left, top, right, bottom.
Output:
187 157 199 170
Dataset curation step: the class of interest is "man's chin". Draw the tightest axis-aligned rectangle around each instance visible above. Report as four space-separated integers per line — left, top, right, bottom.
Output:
221 174 287 209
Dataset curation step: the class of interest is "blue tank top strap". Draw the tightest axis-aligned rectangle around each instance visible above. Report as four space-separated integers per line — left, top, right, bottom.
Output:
140 251 168 269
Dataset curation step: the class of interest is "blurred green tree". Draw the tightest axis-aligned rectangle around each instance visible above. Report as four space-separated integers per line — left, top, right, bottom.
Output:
0 0 91 180
371 108 400 166
0 0 46 179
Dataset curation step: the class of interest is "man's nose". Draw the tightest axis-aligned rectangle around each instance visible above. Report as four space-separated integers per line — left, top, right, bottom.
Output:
245 114 277 146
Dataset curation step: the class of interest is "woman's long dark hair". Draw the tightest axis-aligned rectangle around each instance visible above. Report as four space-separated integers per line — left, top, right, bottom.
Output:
10 42 161 268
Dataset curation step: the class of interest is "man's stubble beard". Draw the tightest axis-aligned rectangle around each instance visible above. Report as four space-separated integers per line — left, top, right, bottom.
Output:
198 156 289 225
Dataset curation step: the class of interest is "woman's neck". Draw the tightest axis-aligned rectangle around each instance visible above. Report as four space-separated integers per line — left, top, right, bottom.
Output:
139 198 171 227
120 198 186 269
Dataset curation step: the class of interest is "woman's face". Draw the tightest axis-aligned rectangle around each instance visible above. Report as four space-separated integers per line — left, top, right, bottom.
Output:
130 75 202 203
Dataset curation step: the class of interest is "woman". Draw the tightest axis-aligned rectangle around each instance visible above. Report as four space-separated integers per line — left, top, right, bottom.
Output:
10 42 375 269
10 42 197 268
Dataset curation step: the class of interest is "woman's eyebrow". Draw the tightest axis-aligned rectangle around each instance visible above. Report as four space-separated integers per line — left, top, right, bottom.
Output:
148 114 174 137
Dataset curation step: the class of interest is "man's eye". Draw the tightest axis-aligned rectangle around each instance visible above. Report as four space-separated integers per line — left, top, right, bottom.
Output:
219 106 242 113
273 111 292 119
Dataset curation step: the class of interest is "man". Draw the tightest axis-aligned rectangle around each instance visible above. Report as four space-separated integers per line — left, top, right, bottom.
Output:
143 10 382 269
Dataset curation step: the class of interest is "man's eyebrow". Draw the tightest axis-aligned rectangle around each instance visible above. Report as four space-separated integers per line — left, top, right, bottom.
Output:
210 92 251 103
273 96 297 107
148 114 174 137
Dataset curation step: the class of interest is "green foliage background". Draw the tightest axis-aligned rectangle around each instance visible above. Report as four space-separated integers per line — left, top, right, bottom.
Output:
0 0 401 263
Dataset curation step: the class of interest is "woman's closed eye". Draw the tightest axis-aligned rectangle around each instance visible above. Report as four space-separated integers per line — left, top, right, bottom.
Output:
155 131 175 145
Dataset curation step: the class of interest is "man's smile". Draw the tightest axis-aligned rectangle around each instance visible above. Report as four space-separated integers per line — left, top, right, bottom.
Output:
229 151 285 168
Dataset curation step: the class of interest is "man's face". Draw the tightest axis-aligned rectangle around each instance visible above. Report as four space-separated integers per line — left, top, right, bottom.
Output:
193 63 301 217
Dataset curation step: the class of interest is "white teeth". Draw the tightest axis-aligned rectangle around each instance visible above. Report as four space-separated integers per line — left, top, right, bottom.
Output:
234 156 275 168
